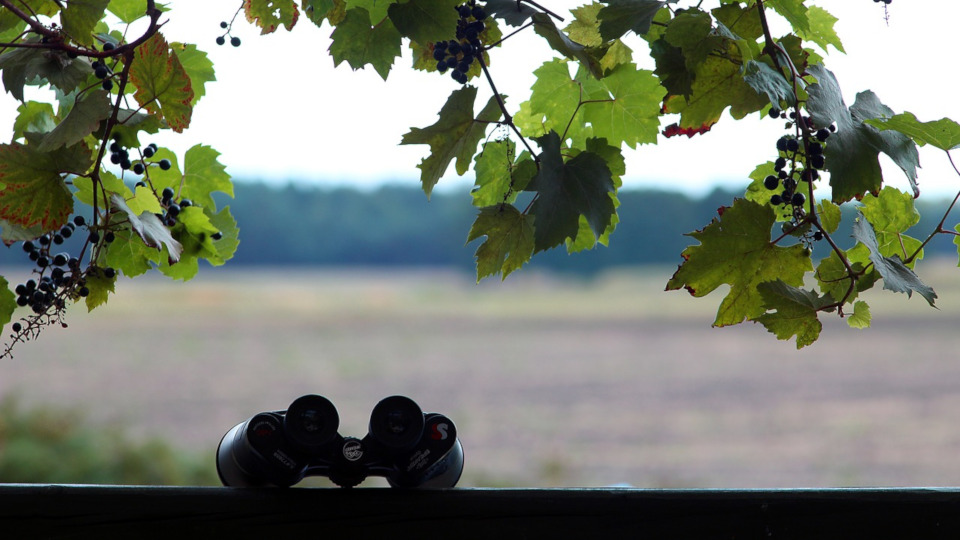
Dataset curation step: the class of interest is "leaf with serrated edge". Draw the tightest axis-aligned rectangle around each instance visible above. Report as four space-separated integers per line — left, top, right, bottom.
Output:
756 280 832 349
244 0 300 33
532 13 603 79
180 144 233 212
666 198 812 326
171 43 215 106
128 33 194 133
84 270 116 311
866 112 960 152
847 300 871 329
400 86 501 196
387 0 458 45
108 0 149 23
485 0 538 27
0 142 89 233
208 206 240 264
0 277 14 329
852 214 936 306
472 140 515 207
38 90 112 152
580 62 664 149
13 101 56 139
61 0 110 46
467 205 535 281
859 186 921 262
329 7 402 80
110 194 183 262
597 0 664 41
514 59 583 141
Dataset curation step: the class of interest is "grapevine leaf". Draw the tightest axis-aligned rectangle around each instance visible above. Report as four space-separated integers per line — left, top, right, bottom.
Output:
244 0 300 33
742 60 794 107
666 198 812 326
532 13 603 80
528 132 615 252
800 5 843 54
806 65 919 202
599 40 632 75
859 186 921 261
400 86 501 196
766 0 809 36
38 90 112 152
649 37 692 99
84 269 116 312
580 62 664 149
566 137 624 252
865 112 960 152
110 108 164 148
597 0 664 41
816 199 841 234
565 3 603 48
0 44 92 101
0 277 14 330
852 214 936 306
756 280 833 349
178 206 221 259
180 144 233 212
848 300 871 329
388 0 459 46
73 171 129 208
329 7 402 80
472 140 515 207
61 0 110 47
128 32 195 133
103 229 160 278
467 204 535 281
110 194 183 263
208 206 240 264
108 0 149 23
485 0 537 27
514 59 582 140
345 0 397 23
13 101 57 139
302 0 336 25
0 141 89 234
126 185 163 215
171 43 215 106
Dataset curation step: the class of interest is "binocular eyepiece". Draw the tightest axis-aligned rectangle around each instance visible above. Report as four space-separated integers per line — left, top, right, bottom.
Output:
216 395 463 488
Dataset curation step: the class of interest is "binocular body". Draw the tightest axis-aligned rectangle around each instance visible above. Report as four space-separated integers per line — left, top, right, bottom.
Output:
217 395 463 488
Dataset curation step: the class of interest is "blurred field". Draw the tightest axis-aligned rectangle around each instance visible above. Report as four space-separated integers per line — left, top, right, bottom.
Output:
4 261 960 488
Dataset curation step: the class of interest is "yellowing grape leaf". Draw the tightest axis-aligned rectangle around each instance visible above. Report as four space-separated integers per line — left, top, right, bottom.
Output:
467 204 535 281
400 86 501 196
171 43 216 106
666 198 812 326
244 0 300 33
128 33 194 133
329 7 402 80
0 141 90 235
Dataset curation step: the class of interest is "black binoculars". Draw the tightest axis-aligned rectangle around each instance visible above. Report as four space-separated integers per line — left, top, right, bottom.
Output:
216 394 463 488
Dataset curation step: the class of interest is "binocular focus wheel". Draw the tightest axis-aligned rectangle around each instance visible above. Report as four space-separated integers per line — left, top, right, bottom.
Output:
284 394 340 451
369 395 425 449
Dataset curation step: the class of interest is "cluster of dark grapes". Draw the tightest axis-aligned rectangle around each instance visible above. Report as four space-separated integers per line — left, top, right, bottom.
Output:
91 42 116 91
763 107 836 240
216 21 241 47
432 1 487 84
10 216 116 326
109 137 171 175
158 186 189 228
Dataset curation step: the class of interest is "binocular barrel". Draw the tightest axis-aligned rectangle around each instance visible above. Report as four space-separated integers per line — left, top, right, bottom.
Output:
216 395 463 488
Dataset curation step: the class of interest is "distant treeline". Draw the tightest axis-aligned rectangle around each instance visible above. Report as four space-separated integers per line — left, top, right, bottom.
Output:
216 182 958 275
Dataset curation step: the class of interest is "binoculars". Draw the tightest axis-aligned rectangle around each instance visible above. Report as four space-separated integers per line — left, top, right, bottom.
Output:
216 394 463 488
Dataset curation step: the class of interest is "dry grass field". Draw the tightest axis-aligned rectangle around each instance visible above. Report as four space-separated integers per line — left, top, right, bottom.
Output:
4 262 960 488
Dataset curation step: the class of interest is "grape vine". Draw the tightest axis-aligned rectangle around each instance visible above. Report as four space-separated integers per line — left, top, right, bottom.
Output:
1 0 959 355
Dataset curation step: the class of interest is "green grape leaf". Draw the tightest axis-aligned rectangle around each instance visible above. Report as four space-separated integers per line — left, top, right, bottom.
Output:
597 0 664 41
84 268 116 312
816 199 841 234
806 65 919 203
565 137 624 252
126 184 163 215
179 144 233 212
742 60 794 107
177 206 221 259
244 0 300 33
485 0 538 27
13 101 57 139
756 280 834 349
171 43 215 106
103 228 160 278
128 32 194 133
400 86 501 196
528 131 615 252
599 39 632 75
0 277 14 330
800 5 843 54
472 139 515 207
0 142 90 234
303 0 336 25
208 206 240 264
110 193 183 262
111 108 164 148
565 3 603 48
848 300 871 329
73 170 130 208
865 112 960 152
580 62 664 149
514 59 582 140
387 0 458 45
815 250 861 304
330 7 402 80
649 37 692 99
852 214 936 306
766 0 809 36
666 198 813 326
467 204 535 281
37 90 112 152
61 0 110 47
859 186 921 261
532 13 603 80
0 44 92 101
108 0 149 23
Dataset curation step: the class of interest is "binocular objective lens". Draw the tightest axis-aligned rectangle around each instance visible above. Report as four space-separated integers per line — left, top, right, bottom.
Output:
370 395 425 449
284 394 340 450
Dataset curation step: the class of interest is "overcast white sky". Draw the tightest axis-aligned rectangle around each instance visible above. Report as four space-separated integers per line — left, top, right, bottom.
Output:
3 1 959 197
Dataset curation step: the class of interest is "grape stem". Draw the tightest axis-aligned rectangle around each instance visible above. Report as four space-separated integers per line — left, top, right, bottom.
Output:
477 54 539 164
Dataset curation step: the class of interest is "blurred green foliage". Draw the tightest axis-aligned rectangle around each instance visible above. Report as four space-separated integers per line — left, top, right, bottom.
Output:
0 396 218 485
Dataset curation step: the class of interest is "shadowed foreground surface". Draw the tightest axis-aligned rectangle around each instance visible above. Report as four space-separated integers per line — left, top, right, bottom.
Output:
3 265 960 488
